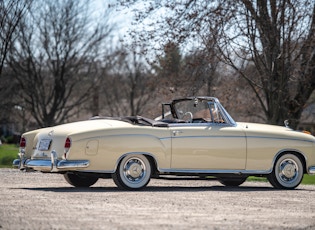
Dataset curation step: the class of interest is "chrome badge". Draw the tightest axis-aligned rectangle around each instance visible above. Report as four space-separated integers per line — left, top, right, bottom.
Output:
48 130 54 137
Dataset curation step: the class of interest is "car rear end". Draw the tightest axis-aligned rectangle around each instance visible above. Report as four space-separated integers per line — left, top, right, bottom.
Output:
13 119 136 173
13 127 89 172
13 121 89 172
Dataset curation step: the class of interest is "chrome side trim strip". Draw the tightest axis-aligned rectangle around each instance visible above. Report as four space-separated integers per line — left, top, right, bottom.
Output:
158 168 272 175
246 136 314 144
80 169 115 174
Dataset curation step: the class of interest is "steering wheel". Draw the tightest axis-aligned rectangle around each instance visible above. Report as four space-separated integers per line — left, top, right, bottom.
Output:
183 112 193 123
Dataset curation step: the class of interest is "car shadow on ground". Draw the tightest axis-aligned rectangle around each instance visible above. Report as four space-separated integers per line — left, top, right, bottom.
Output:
14 184 306 193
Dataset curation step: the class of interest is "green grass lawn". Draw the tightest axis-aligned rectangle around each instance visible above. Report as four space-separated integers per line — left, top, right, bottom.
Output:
0 144 19 168
1 143 315 185
301 174 315 185
248 175 315 185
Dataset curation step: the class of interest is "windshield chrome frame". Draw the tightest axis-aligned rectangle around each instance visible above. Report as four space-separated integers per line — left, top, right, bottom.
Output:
169 96 236 126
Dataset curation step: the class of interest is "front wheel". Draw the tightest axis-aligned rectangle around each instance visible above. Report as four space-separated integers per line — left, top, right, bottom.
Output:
64 172 98 187
112 154 151 190
267 153 304 189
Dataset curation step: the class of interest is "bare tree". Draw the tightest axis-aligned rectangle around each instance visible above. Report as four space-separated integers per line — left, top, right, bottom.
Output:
7 0 113 127
0 0 31 77
222 0 315 128
0 0 32 135
182 48 220 96
100 47 156 117
152 41 219 99
152 42 183 99
122 0 315 128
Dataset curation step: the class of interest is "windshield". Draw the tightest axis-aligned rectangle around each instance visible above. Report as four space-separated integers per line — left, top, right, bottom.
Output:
175 100 211 120
156 97 236 125
173 98 232 124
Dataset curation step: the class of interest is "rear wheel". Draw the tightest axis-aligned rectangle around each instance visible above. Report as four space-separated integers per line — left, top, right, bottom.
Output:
267 153 304 189
218 176 247 187
64 172 98 187
112 154 151 190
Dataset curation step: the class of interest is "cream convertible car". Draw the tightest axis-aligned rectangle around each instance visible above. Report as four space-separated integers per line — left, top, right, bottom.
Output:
13 97 315 190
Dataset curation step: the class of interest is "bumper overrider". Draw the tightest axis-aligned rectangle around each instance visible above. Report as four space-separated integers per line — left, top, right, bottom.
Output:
12 150 89 172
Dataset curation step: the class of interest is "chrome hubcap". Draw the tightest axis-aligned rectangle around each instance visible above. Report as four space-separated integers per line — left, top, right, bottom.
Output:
279 159 298 182
123 158 145 182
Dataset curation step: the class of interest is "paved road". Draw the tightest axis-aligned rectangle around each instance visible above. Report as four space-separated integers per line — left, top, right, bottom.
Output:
0 168 315 229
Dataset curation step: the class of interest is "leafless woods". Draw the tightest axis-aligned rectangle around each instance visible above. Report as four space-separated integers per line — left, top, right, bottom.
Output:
0 0 314 134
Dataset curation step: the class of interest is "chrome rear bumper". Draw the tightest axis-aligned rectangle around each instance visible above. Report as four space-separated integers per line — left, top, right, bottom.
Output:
13 150 89 172
308 166 315 174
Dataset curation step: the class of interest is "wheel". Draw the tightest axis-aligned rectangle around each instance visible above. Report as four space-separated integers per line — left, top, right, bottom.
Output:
267 153 304 189
112 154 151 190
218 176 247 187
64 172 98 187
183 112 193 122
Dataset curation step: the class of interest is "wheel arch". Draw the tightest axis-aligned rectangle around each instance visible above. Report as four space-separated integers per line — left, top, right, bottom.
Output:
273 149 307 174
114 152 159 175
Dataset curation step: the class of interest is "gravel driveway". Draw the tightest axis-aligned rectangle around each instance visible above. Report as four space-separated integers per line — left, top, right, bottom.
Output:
0 168 315 229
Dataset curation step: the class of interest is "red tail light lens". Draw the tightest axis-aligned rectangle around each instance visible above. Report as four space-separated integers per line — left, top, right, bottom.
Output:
64 137 71 149
20 137 26 148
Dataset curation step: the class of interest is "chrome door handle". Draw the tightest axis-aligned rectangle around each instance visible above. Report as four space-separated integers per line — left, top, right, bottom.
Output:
172 130 183 136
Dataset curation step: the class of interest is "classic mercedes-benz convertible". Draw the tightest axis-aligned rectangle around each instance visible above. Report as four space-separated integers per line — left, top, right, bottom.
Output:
13 97 315 190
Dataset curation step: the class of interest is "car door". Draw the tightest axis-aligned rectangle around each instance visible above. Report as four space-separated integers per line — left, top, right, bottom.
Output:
170 123 247 170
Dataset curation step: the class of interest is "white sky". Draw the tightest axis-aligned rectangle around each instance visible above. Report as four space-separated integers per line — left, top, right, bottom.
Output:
91 0 134 41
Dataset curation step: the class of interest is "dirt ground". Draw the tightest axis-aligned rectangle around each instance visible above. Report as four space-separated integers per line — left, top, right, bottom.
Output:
0 168 315 230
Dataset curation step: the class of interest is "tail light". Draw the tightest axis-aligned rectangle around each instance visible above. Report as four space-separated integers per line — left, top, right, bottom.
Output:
20 137 26 148
19 137 26 162
64 137 71 159
64 137 71 149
